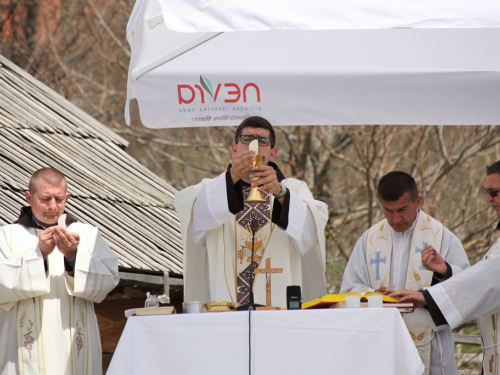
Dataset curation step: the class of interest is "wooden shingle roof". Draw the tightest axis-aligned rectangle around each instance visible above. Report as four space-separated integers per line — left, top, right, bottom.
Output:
0 54 183 275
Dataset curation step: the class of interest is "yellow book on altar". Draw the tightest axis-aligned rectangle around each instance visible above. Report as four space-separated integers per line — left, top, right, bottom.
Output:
124 306 175 318
302 292 399 309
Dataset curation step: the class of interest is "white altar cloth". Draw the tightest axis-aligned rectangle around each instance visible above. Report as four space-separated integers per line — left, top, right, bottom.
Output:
107 309 424 375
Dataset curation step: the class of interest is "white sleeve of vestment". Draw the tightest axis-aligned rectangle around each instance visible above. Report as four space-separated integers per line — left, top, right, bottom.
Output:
189 173 233 244
427 283 464 329
0 227 48 311
428 249 500 329
282 179 328 299
441 228 470 275
175 182 212 303
65 225 119 303
340 231 375 293
285 187 324 256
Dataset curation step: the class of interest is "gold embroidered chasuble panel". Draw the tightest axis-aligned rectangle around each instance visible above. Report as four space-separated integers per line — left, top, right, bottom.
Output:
235 185 274 306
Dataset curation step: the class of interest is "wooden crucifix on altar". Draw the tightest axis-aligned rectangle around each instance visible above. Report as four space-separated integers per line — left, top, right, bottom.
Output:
254 257 283 309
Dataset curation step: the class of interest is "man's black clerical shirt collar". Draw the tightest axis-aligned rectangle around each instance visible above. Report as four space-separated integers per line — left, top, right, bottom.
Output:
225 161 290 229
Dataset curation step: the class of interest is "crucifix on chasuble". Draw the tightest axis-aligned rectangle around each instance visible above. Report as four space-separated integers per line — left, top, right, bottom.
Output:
254 257 283 308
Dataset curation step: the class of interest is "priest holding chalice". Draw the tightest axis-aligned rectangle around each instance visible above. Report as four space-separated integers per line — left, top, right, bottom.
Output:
175 116 328 309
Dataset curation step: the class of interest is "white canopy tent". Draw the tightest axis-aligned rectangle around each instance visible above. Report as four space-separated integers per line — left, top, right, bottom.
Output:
126 0 500 128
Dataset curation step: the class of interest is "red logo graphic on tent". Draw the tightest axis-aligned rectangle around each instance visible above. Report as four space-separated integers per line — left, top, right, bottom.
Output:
177 75 261 104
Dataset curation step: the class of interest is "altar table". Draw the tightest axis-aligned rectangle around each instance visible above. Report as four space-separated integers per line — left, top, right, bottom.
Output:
107 308 424 375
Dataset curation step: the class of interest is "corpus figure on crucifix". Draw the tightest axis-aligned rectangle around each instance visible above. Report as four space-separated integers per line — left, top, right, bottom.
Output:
254 257 283 307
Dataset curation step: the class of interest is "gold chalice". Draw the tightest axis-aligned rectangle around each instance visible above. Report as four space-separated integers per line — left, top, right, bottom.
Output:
245 154 267 203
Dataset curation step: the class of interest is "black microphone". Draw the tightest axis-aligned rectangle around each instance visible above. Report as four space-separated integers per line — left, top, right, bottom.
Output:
250 218 260 233
237 218 264 311
287 285 302 310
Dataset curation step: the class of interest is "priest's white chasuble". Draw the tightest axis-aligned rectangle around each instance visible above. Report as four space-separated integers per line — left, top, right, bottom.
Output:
0 222 119 375
176 171 328 308
341 210 470 375
478 240 500 375
428 235 500 375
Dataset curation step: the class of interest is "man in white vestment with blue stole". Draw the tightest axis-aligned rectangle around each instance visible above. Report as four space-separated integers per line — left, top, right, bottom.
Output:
175 116 328 308
0 167 119 375
341 171 469 375
393 160 500 375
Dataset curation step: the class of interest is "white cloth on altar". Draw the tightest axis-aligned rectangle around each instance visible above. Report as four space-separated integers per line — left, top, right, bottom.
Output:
340 212 469 375
0 223 119 375
107 309 424 375
428 235 500 329
175 171 328 307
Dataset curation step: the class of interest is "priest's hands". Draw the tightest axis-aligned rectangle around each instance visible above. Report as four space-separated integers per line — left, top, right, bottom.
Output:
388 290 427 308
250 165 281 196
230 150 255 184
229 149 281 198
39 227 56 259
421 245 447 276
53 226 80 258
374 287 391 295
38 226 80 259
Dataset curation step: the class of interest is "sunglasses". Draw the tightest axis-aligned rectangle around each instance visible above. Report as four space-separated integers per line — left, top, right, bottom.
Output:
236 134 272 147
485 188 500 198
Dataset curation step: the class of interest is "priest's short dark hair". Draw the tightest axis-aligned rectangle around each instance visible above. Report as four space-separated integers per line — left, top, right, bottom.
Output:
234 116 276 148
486 161 500 176
377 171 419 202
29 167 67 193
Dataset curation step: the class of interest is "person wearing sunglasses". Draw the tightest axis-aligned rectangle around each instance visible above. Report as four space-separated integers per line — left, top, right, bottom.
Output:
392 161 500 375
340 171 469 375
175 116 328 309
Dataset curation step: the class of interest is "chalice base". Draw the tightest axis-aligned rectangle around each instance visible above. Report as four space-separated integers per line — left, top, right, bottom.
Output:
245 186 267 203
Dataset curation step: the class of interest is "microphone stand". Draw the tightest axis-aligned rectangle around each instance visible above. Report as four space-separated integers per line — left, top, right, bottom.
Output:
237 218 264 311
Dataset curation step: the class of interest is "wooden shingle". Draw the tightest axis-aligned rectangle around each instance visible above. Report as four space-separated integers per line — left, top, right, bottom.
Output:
0 55 183 276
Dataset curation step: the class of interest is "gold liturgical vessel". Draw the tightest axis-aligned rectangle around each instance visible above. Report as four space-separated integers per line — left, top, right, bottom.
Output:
245 154 267 203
